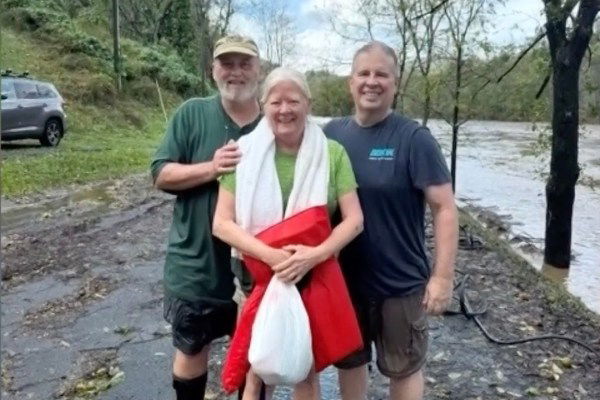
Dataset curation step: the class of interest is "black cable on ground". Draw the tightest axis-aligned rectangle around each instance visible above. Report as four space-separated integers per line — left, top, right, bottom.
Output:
446 274 599 357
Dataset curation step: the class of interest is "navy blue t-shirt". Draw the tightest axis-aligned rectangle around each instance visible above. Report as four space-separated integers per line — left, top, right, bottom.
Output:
325 113 451 298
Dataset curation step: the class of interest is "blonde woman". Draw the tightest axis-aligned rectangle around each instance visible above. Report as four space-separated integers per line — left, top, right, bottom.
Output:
213 67 363 400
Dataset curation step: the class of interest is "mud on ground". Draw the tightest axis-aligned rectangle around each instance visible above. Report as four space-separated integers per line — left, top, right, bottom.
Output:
1 175 599 399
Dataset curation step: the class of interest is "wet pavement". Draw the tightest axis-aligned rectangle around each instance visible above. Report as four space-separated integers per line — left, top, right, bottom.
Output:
1 174 599 399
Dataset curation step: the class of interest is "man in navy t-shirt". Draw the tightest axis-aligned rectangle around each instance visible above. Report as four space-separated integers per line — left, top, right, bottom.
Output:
325 41 458 400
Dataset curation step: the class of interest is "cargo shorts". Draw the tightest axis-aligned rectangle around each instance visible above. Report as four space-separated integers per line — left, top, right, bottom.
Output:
335 290 428 378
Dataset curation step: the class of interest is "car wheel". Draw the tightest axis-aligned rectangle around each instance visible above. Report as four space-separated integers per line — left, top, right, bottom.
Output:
40 118 63 147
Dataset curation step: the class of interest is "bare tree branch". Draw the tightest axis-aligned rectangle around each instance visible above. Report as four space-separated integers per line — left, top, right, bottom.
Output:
585 42 594 70
535 72 552 99
474 31 546 96
327 11 371 43
358 0 377 40
497 32 547 84
412 0 452 20
246 0 295 65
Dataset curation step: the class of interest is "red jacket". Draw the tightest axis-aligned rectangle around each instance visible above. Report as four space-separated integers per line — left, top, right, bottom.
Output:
221 206 363 393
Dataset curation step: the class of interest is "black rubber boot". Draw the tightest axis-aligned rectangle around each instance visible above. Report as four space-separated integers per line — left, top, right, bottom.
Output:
173 373 207 400
259 382 266 400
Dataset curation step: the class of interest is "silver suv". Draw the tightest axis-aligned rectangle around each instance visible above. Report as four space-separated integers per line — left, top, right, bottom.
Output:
1 72 67 147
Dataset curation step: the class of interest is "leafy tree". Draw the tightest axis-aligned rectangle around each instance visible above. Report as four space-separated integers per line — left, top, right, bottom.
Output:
306 70 353 117
160 0 196 67
441 0 501 191
188 0 234 86
391 0 444 125
542 0 600 268
117 0 176 44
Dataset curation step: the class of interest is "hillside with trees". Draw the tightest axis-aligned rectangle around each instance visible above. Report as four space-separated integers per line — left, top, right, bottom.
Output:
0 0 226 195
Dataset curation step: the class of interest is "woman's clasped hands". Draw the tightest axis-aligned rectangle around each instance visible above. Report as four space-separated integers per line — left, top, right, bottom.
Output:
265 244 327 284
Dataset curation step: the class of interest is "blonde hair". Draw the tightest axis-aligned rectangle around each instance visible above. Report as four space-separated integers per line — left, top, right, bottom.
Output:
260 67 312 105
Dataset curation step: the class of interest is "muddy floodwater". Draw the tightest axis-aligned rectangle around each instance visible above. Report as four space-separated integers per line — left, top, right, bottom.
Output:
425 120 600 314
313 116 600 313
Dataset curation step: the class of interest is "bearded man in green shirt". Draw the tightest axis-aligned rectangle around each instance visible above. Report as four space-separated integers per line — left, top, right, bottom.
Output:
151 35 262 400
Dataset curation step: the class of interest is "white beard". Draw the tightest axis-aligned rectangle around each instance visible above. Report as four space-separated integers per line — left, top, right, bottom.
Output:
217 80 259 103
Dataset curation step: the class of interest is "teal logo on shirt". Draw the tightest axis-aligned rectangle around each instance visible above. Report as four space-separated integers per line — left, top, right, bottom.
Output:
369 148 395 161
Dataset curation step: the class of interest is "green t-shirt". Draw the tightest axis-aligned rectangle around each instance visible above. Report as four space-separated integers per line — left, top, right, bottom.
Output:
150 95 260 304
220 139 357 293
220 139 357 216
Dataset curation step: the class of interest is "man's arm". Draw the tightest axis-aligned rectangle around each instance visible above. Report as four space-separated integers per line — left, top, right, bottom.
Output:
423 182 458 315
154 140 241 191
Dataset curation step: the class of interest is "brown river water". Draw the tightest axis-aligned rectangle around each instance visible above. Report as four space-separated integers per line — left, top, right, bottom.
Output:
429 119 600 314
314 117 600 314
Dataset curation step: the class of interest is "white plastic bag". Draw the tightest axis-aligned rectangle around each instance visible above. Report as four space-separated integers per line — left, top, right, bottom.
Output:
248 276 313 386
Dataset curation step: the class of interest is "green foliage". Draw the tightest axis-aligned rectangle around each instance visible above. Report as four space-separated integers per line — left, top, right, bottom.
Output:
154 0 195 56
1 0 32 11
2 6 113 71
35 0 90 19
0 1 215 196
121 40 208 97
138 47 204 96
124 77 159 106
580 39 600 123
1 27 180 197
2 5 206 97
1 6 67 31
307 70 353 117
1 102 171 196
60 53 97 71
401 44 555 123
81 73 117 104
53 20 113 61
1 97 174 196
304 37 597 124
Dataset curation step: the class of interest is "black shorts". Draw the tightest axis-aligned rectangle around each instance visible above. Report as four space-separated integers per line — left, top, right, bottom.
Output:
163 293 237 355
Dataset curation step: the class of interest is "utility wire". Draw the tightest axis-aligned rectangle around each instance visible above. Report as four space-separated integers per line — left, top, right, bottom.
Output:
445 274 599 356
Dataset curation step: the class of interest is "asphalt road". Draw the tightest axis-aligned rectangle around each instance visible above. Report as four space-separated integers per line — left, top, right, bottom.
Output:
2 175 599 400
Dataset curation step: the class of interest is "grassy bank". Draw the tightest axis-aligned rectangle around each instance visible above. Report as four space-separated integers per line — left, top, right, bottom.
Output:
1 24 183 197
459 209 600 323
1 103 168 196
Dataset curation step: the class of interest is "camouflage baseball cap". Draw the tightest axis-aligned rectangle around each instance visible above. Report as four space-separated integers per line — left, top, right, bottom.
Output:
213 35 259 59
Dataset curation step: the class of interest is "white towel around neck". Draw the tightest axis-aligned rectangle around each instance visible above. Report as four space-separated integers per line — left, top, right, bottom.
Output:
234 116 329 240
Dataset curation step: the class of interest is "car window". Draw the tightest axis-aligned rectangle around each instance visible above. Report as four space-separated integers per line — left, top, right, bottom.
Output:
37 83 57 98
14 80 40 99
1 79 16 100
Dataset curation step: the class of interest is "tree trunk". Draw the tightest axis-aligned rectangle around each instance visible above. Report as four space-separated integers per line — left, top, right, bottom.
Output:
422 77 432 127
450 121 458 192
544 64 580 268
450 45 462 193
595 58 600 124
542 0 599 268
112 0 121 91
393 91 403 113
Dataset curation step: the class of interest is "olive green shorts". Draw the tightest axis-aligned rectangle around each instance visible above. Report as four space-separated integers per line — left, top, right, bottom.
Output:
335 290 428 379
